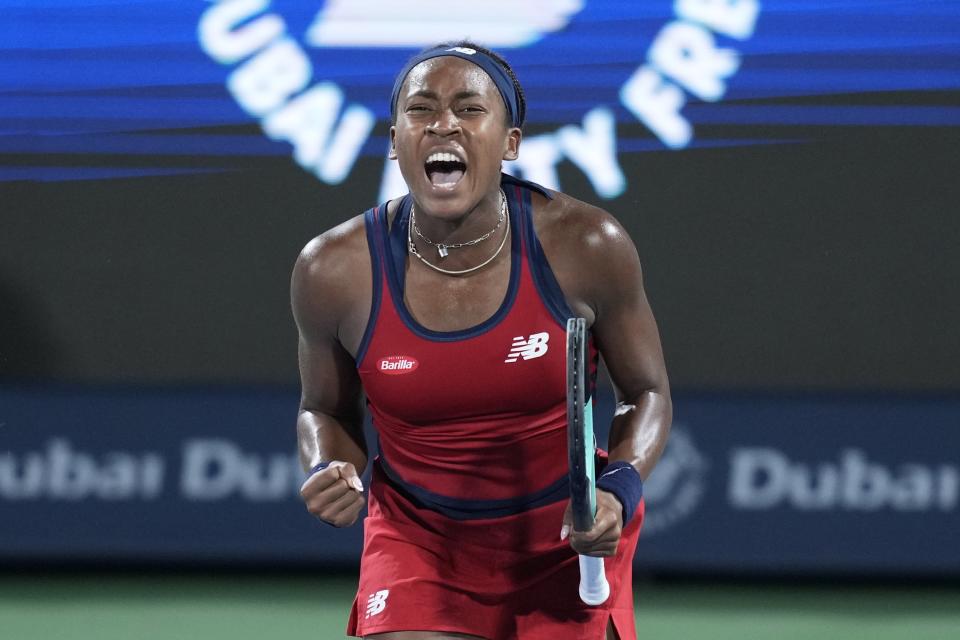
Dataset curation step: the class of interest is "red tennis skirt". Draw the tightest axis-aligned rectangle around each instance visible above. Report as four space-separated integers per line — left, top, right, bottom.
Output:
347 460 644 639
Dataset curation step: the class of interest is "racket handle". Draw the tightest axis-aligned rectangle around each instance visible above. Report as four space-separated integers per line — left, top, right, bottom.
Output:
578 554 610 605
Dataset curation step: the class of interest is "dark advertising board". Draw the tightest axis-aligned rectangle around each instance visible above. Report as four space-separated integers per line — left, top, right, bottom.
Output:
2 387 956 575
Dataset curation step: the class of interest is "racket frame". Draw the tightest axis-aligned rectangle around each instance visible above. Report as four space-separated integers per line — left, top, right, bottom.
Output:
566 317 610 606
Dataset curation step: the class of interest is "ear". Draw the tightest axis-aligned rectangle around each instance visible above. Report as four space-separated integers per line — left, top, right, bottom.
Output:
388 126 398 160
502 127 522 161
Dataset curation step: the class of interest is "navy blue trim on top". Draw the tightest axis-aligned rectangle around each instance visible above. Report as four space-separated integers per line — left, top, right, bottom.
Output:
379 183 523 342
354 206 385 366
508 176 598 400
500 172 553 199
518 187 577 328
376 455 569 520
386 197 409 287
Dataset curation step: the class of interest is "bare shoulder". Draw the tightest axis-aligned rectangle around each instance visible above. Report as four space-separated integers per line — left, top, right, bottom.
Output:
533 191 637 264
532 191 642 319
291 213 372 343
294 214 368 285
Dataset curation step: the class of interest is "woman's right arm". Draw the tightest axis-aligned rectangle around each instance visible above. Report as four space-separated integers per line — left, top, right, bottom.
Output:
291 230 368 527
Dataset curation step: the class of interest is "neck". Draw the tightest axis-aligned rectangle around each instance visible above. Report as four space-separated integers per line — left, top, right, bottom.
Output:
411 189 503 244
408 188 509 271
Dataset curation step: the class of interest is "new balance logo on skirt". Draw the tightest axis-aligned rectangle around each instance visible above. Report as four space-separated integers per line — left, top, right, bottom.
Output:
365 589 389 619
505 332 550 363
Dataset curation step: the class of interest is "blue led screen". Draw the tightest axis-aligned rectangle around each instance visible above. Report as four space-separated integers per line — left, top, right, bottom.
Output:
1 1 958 388
2 1 957 189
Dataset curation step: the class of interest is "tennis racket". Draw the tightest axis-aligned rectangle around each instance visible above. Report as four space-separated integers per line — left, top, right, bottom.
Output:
566 317 610 606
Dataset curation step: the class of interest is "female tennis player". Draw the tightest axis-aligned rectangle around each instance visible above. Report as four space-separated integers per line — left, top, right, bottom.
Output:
292 41 671 640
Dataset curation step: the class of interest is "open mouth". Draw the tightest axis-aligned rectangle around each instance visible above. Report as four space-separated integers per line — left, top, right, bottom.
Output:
424 151 466 188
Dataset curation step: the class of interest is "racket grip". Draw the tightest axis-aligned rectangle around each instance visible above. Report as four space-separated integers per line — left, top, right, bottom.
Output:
578 554 610 605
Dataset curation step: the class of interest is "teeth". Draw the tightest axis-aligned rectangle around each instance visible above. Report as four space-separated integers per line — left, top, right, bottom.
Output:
426 152 464 165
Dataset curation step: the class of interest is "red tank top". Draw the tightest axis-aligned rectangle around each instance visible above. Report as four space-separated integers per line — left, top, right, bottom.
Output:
356 175 597 518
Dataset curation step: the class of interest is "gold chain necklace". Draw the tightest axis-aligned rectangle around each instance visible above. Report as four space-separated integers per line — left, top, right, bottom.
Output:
407 192 509 276
411 190 506 258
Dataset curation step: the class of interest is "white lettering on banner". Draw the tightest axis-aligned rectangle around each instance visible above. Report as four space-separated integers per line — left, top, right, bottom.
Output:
181 439 302 501
500 135 563 195
318 105 377 184
556 108 625 199
198 0 285 64
228 38 312 117
621 1 758 150
262 83 376 185
305 0 585 48
199 0 375 186
620 66 692 149
199 2 761 200
648 22 740 102
675 0 761 40
729 448 960 512
0 439 164 501
396 107 622 203
641 425 708 536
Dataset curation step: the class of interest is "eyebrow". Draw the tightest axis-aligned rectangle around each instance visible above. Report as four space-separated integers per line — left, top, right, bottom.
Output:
406 90 484 101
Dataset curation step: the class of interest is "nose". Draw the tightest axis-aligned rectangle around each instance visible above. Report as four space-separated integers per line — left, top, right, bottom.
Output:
426 109 461 136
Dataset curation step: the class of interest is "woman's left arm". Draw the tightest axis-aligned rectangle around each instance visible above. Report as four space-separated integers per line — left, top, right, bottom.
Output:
562 208 672 557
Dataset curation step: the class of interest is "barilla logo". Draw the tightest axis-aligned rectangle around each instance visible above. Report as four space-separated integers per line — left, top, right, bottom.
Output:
377 355 419 375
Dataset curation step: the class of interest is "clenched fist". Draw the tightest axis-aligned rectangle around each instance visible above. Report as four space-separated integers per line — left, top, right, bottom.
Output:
299 461 366 527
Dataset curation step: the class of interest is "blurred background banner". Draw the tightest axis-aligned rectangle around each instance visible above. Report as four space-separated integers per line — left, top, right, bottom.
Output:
0 385 363 563
2 387 957 574
2 0 959 576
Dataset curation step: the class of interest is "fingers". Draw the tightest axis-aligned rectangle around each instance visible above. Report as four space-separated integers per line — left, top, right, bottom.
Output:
566 491 624 557
299 461 366 527
568 517 621 556
336 461 365 492
560 500 573 541
318 487 365 527
300 461 362 494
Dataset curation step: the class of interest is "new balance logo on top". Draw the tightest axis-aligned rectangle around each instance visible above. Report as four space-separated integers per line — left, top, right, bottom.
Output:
365 589 389 619
505 332 550 363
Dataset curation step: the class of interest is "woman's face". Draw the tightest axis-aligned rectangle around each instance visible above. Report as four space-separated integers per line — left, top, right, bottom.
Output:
390 56 521 219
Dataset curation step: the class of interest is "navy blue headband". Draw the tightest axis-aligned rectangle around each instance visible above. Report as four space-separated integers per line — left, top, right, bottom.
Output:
390 45 522 128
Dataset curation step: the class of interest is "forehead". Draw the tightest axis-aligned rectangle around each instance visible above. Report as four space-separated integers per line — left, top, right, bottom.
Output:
400 56 499 99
